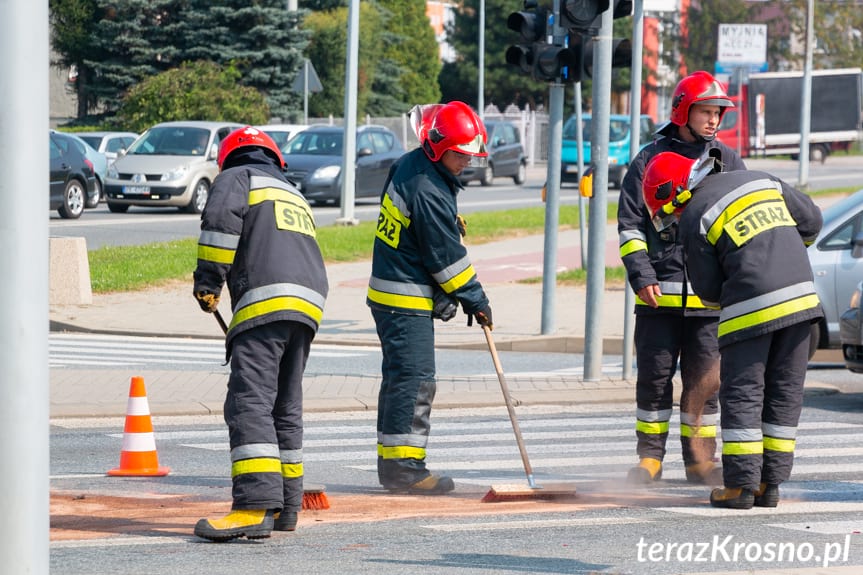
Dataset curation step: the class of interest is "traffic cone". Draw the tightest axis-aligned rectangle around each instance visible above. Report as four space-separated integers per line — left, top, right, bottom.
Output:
107 376 170 477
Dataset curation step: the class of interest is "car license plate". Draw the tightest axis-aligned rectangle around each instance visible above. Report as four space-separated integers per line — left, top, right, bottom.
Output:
564 165 579 174
123 185 150 195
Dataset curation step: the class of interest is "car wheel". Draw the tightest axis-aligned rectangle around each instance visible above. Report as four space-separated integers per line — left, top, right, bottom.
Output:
184 179 209 214
58 179 85 219
480 165 494 186
107 202 129 213
86 178 102 209
513 162 526 185
807 322 820 360
810 145 827 164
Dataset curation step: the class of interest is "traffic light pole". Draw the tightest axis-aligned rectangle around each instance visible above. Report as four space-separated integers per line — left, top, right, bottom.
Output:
583 8 614 381
621 0 645 380
575 85 587 269
541 82 565 334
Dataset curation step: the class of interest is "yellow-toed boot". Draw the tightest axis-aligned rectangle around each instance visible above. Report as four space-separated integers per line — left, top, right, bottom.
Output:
754 483 780 507
626 458 663 485
194 509 274 542
710 487 755 509
685 461 723 485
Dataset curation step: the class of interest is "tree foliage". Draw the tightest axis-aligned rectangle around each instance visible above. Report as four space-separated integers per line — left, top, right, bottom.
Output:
115 61 269 133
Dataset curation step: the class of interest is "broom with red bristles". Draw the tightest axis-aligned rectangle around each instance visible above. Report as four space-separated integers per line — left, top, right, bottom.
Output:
480 324 578 502
214 310 331 511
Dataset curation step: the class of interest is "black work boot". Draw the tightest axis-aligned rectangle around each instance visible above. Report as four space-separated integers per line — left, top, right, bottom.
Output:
194 509 275 542
685 461 723 485
754 483 780 507
710 487 755 509
626 458 662 485
402 474 455 495
273 511 298 531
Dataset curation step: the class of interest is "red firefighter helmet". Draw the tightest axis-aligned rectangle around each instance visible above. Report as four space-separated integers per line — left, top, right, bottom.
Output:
669 71 734 127
421 101 488 162
218 126 285 170
642 152 698 231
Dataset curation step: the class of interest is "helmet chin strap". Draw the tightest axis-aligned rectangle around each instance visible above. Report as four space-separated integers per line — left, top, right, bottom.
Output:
686 123 715 144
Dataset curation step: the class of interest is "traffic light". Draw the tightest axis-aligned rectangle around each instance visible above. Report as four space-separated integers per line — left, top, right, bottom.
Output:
569 33 632 80
558 0 633 36
533 42 576 82
505 1 547 77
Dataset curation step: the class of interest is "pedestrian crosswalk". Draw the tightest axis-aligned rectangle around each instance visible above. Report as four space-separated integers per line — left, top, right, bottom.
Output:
49 333 376 368
162 408 863 506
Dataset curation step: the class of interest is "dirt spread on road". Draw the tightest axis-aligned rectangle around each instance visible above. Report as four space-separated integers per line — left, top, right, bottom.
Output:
50 488 703 541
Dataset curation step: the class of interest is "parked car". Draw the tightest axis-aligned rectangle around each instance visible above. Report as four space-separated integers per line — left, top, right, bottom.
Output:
282 124 404 205
839 281 863 373
255 124 308 150
104 121 242 213
75 131 139 165
561 113 656 189
57 131 108 207
49 131 98 219
808 188 863 358
458 120 526 186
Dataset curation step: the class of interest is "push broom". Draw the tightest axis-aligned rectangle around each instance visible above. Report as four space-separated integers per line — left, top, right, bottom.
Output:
480 324 578 502
213 310 330 511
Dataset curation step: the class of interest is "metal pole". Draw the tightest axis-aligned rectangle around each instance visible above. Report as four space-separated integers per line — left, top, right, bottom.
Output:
1 1 49 571
575 85 587 269
337 0 359 225
798 0 814 190
303 60 309 125
541 83 565 334
478 0 485 118
622 0 645 380
584 9 613 381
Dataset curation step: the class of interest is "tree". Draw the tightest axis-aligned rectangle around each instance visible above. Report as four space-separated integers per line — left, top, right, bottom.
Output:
114 61 269 132
49 0 102 119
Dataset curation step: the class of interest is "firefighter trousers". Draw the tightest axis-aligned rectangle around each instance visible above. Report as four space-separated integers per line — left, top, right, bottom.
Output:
224 320 313 512
719 321 810 490
371 310 437 488
634 314 720 465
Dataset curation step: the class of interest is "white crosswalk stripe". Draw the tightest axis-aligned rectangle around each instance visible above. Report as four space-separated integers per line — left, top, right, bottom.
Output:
49 333 372 367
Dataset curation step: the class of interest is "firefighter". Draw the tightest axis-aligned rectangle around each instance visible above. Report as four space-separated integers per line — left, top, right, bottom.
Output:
617 71 747 485
367 101 492 494
643 151 823 509
192 127 329 541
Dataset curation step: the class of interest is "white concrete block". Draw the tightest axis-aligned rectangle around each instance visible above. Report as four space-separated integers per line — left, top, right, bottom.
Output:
49 237 93 305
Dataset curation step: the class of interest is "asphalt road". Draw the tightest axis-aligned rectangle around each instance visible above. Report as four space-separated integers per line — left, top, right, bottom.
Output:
48 157 863 251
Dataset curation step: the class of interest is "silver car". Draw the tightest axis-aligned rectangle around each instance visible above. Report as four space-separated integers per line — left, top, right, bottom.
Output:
104 121 241 214
808 188 863 357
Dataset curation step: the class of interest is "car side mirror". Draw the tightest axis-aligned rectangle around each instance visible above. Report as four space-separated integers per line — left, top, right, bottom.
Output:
357 147 373 158
208 143 219 160
852 231 863 259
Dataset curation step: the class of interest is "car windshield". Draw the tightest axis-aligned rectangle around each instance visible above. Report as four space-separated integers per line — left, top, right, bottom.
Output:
78 135 103 149
127 127 211 156
283 131 343 156
563 118 629 143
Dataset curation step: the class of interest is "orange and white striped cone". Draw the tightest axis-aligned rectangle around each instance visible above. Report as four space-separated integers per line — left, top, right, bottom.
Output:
107 376 170 477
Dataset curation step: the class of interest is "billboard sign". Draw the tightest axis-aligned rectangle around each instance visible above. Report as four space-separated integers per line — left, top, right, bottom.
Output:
717 23 767 64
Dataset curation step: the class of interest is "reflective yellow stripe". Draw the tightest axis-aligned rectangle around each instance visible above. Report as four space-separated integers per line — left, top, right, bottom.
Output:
230 296 324 330
367 287 433 311
249 186 304 206
636 294 684 308
763 437 796 453
382 193 411 228
198 244 235 265
439 265 476 294
706 188 784 245
232 458 282 477
620 238 647 258
680 424 717 438
281 462 304 478
636 420 669 435
718 294 820 338
380 445 427 460
685 294 713 309
722 441 764 456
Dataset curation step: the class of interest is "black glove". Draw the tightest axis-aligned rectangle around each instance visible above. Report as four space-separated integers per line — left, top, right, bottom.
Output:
467 304 493 330
195 291 220 313
432 290 458 322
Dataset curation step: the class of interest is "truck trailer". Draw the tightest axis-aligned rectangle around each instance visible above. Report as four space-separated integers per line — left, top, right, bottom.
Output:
716 68 863 162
